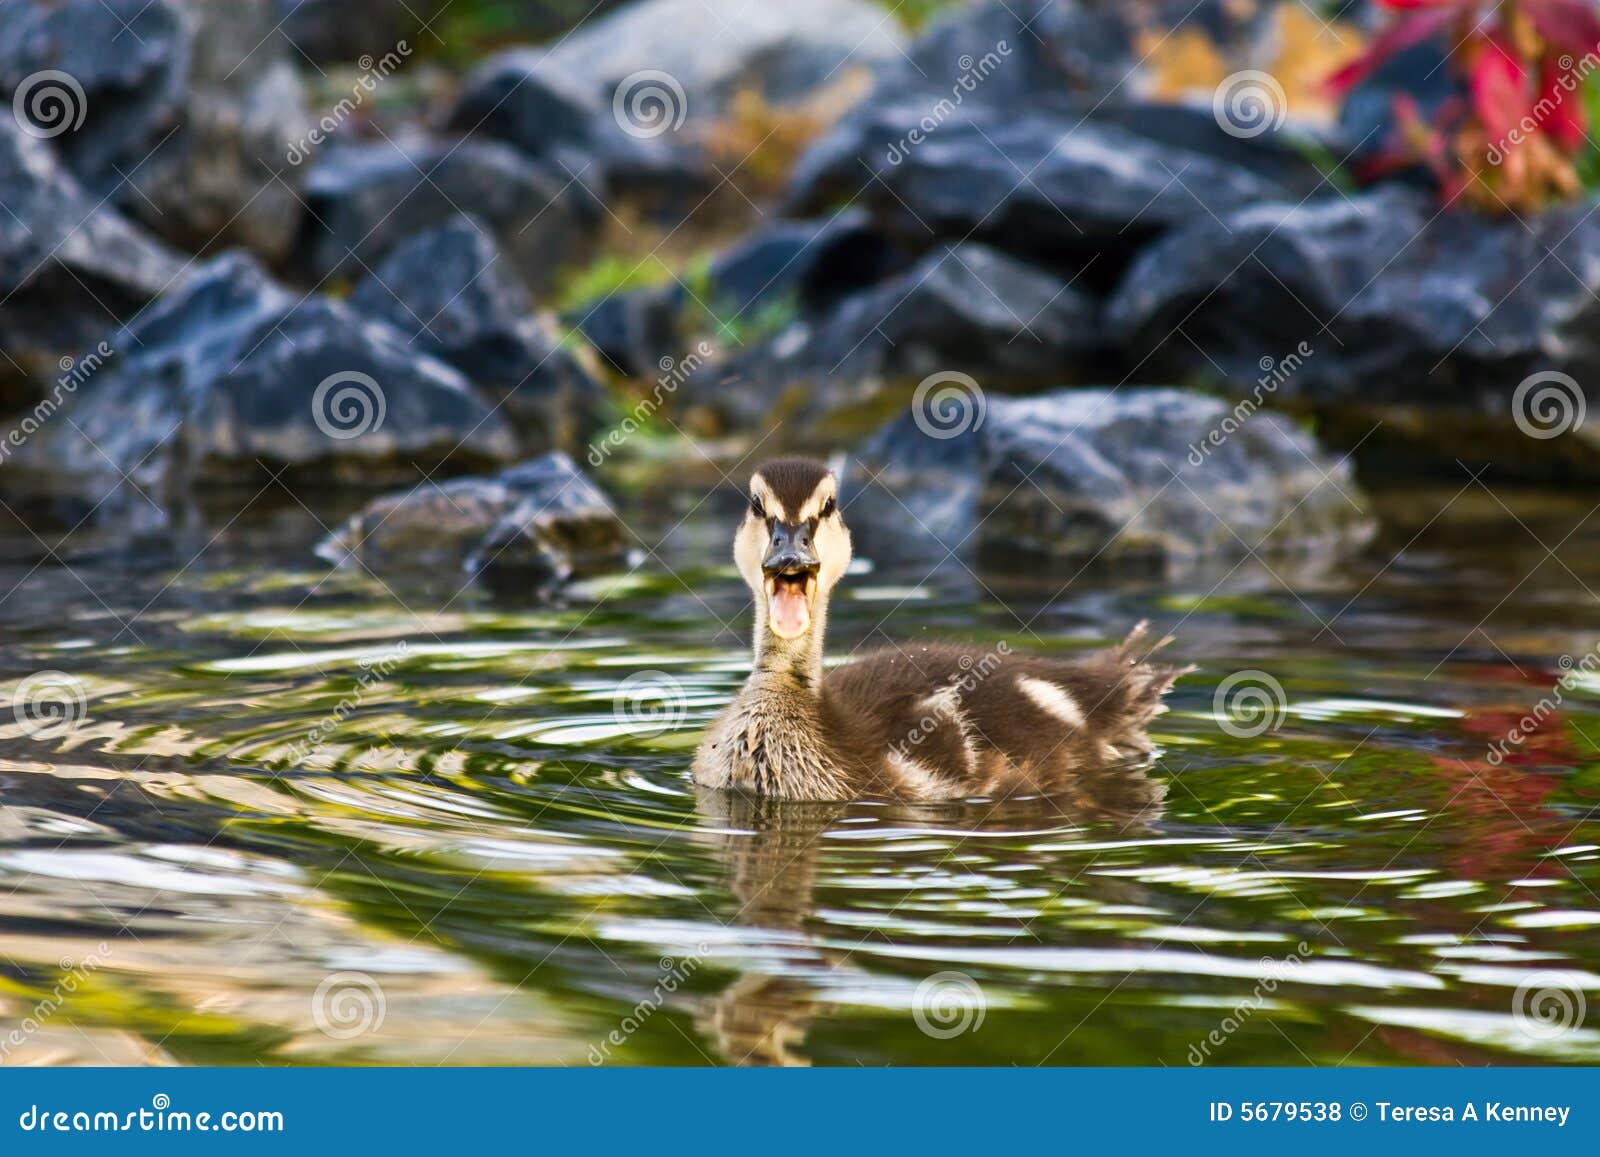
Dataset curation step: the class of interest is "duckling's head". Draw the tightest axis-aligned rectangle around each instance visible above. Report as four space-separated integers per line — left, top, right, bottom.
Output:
735 458 852 643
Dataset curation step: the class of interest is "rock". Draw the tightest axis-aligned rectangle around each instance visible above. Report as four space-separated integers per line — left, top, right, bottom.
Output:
317 452 629 587
0 0 189 197
783 96 1329 283
297 135 598 293
14 252 519 525
848 387 1374 570
1106 187 1600 478
689 242 1101 437
127 0 313 261
533 0 905 121
0 0 311 260
893 0 1137 106
448 49 630 163
349 216 604 451
0 119 185 410
572 210 901 377
444 47 718 222
1107 187 1600 403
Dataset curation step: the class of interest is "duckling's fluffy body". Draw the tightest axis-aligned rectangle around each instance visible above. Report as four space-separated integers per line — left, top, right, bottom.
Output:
691 458 1187 801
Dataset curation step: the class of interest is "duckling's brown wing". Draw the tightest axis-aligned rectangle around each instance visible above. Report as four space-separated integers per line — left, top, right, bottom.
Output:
822 626 1189 797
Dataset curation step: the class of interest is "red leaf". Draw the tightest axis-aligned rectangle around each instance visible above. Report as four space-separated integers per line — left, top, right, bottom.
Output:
1470 32 1531 141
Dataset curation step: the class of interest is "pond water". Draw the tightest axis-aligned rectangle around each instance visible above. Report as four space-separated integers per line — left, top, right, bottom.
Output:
1 475 1598 1066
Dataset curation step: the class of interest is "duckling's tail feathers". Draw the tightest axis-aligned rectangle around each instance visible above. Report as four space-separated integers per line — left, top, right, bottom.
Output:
1098 620 1194 737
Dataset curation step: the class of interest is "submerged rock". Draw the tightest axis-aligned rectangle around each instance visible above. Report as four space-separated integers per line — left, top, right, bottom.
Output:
15 253 518 526
0 119 185 410
349 216 604 451
297 136 597 291
318 452 630 587
690 242 1101 436
847 387 1373 569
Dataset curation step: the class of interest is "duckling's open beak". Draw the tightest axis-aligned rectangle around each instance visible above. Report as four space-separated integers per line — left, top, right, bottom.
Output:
762 524 819 640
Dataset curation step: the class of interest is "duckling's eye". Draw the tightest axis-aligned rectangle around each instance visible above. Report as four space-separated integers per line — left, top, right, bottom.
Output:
820 497 836 518
750 496 765 519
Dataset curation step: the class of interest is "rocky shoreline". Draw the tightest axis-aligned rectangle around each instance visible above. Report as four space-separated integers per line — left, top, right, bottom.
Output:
2 0 1593 589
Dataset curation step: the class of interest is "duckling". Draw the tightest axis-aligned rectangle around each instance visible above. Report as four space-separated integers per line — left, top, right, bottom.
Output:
692 457 1190 801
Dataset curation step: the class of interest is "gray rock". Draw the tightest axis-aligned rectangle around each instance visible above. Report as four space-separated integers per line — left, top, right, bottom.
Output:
448 49 627 162
126 0 312 261
16 252 518 525
297 135 598 292
444 47 718 224
0 0 311 261
534 0 905 120
317 452 629 587
1107 187 1600 407
0 119 185 409
348 216 603 451
783 97 1328 281
0 0 189 197
891 0 1137 106
848 387 1373 570
692 242 1101 436
1106 187 1600 477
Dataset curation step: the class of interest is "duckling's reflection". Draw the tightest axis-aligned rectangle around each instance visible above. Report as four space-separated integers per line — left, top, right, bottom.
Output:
693 764 1166 1065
